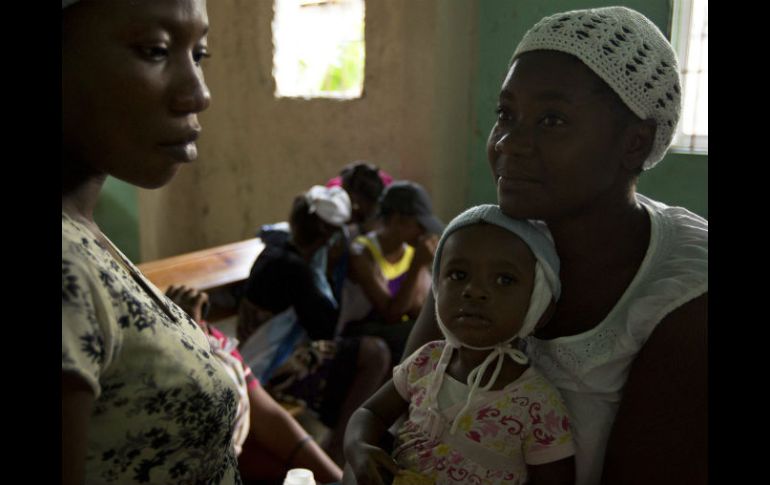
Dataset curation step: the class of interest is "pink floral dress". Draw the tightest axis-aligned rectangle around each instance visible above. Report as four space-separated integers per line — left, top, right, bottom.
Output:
392 341 574 485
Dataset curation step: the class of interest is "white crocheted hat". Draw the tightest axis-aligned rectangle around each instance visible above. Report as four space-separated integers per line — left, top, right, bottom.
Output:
304 185 351 227
513 6 681 170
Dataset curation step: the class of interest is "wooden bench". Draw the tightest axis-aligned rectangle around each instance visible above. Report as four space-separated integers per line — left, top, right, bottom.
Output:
138 237 265 321
137 238 305 417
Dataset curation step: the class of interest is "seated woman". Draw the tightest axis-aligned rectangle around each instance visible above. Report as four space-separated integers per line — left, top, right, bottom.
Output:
326 161 393 237
237 185 391 465
338 181 444 362
165 285 342 485
325 162 392 303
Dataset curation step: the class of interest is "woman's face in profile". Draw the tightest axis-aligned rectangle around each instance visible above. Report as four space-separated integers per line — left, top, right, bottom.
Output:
62 0 211 189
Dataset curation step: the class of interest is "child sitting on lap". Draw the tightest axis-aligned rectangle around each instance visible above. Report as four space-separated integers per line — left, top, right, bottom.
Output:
343 204 575 485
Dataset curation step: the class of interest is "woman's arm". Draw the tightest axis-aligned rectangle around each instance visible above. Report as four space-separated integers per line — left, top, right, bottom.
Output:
348 239 434 325
400 291 442 362
344 380 409 485
602 293 708 484
62 372 95 485
247 384 342 483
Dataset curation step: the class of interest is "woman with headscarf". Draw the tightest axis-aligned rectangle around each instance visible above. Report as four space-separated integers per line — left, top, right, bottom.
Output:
402 7 707 485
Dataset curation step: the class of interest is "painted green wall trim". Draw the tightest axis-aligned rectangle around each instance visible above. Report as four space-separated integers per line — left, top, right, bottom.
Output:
93 177 140 262
637 152 707 218
468 0 706 219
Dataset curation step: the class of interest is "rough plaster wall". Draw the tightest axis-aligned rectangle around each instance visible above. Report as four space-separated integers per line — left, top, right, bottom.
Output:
140 0 477 261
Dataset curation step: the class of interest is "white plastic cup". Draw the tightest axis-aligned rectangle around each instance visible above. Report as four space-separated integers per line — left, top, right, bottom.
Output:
283 468 316 485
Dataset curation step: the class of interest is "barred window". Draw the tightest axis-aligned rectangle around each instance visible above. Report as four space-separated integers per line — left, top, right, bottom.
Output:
273 0 365 99
671 0 708 153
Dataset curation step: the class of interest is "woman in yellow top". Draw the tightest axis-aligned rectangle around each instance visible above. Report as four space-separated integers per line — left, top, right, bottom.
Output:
339 181 444 362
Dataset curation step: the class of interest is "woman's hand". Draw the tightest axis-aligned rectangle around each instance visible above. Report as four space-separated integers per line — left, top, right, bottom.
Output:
346 442 401 485
165 285 209 325
411 234 439 268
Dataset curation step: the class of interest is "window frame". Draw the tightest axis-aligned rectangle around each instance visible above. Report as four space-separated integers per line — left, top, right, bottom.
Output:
670 0 708 154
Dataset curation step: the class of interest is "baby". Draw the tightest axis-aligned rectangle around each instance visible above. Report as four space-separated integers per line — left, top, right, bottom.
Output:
343 204 575 485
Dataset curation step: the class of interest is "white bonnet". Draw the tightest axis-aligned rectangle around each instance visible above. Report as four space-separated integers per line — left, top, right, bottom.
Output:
423 205 562 437
513 6 681 170
432 204 560 346
432 204 560 301
304 185 351 227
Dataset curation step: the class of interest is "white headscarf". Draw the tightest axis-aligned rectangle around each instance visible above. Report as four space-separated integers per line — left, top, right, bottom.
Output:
425 204 561 436
304 185 351 227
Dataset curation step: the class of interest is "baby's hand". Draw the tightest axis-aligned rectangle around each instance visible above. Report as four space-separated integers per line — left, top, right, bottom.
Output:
412 234 439 268
346 443 401 485
165 285 209 326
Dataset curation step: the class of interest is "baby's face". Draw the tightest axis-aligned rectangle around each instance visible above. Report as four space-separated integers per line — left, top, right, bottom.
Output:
436 224 535 348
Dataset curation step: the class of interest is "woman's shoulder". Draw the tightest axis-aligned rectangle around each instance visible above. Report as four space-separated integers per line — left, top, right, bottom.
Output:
351 231 378 255
638 194 707 244
62 213 112 277
629 195 708 334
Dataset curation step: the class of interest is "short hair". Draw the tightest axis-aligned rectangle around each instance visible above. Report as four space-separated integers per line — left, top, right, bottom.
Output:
340 162 385 204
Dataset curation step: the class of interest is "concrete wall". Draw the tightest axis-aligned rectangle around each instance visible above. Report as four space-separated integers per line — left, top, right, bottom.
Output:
94 0 707 262
138 0 478 261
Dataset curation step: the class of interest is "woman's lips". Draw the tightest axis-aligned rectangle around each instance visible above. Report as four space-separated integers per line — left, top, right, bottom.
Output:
497 175 541 191
159 129 201 162
159 141 198 162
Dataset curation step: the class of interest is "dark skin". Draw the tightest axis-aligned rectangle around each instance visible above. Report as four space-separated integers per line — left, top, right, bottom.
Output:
344 226 575 485
62 1 211 483
166 285 344 483
348 214 438 324
403 50 707 483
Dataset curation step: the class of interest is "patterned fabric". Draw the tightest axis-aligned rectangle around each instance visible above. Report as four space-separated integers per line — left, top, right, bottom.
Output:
266 336 361 427
392 341 574 485
62 212 242 484
525 194 708 485
205 325 253 457
207 325 259 392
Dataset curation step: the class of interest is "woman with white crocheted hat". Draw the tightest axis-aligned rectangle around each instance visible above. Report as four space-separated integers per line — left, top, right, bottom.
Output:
344 205 575 485
402 6 707 485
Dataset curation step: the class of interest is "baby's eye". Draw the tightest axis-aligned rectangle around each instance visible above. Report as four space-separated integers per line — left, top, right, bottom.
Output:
496 274 515 286
448 270 466 281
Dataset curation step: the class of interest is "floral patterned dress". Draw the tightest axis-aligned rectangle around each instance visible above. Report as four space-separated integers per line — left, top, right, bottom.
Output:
61 213 242 484
392 341 575 485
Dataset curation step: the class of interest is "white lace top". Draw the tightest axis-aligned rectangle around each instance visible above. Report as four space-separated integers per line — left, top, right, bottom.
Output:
524 194 708 485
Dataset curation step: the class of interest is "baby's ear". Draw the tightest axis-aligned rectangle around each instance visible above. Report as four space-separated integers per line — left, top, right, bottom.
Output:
534 300 557 331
